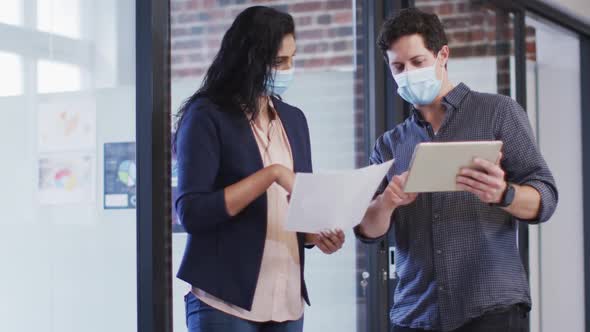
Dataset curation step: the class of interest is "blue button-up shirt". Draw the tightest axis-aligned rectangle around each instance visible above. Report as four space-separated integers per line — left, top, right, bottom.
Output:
355 83 558 331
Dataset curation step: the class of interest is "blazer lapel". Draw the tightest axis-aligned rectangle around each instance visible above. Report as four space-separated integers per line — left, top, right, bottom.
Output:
273 97 303 173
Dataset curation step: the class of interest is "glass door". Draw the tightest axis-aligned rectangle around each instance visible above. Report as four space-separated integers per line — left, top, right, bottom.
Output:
523 14 583 332
168 1 373 331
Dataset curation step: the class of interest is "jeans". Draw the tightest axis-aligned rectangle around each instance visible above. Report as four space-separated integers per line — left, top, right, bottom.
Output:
185 292 304 332
392 304 528 332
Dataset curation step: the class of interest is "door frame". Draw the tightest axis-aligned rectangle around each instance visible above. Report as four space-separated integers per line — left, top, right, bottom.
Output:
136 1 173 332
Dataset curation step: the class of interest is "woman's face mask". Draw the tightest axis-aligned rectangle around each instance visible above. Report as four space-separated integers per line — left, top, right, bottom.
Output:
392 54 443 106
265 33 296 96
265 67 294 96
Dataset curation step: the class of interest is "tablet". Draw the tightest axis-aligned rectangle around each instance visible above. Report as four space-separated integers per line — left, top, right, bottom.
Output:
404 141 503 193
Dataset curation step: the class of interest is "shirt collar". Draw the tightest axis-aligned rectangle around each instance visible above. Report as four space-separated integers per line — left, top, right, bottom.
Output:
411 82 470 125
443 82 470 109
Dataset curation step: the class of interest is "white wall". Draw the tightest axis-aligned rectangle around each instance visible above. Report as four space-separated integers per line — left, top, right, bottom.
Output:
543 0 590 25
0 88 138 332
448 56 498 94
527 17 584 332
0 1 138 331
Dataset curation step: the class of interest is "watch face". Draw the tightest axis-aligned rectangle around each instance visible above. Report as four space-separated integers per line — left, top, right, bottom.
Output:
504 185 516 206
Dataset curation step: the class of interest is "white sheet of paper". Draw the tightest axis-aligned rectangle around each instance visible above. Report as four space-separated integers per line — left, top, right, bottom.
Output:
285 160 394 233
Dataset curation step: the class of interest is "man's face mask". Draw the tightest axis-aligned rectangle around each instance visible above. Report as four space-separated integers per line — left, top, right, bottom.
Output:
392 54 443 106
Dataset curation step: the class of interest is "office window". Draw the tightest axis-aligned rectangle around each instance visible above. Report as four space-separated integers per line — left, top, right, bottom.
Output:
0 51 23 96
37 0 81 39
37 60 82 94
0 0 23 26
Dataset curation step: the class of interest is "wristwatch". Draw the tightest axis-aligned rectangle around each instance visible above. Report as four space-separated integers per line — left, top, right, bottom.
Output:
494 183 516 207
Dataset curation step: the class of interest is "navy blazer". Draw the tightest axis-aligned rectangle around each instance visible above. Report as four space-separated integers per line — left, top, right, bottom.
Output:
175 96 313 311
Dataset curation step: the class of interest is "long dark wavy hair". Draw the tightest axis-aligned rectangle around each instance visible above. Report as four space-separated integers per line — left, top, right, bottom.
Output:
173 6 295 146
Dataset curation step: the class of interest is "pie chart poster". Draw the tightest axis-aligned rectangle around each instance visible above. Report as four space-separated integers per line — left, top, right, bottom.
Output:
104 142 136 209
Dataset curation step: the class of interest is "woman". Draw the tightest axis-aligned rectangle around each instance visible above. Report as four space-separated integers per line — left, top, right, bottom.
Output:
174 6 346 332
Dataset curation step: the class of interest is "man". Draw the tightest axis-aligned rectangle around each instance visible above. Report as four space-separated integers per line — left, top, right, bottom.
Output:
355 9 558 332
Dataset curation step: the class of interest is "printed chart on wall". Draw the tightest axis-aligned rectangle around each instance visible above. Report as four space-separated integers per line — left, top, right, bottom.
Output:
172 153 184 232
37 95 97 205
38 96 96 152
38 154 95 205
103 141 183 230
104 142 137 209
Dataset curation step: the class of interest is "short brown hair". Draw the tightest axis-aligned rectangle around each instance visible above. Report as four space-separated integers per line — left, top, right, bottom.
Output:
378 8 448 59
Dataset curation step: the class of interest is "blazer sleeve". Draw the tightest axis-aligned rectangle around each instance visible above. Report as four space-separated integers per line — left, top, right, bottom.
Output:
175 103 231 234
298 109 316 248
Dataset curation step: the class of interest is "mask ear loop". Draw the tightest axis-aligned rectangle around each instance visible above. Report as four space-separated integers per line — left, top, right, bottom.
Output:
434 51 444 82
435 52 440 67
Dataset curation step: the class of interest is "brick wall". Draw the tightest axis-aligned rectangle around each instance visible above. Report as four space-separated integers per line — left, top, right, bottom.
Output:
170 0 357 79
353 0 366 167
415 0 537 96
170 0 537 80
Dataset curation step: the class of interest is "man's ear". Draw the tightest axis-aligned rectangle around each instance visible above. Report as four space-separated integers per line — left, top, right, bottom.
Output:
439 45 450 68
